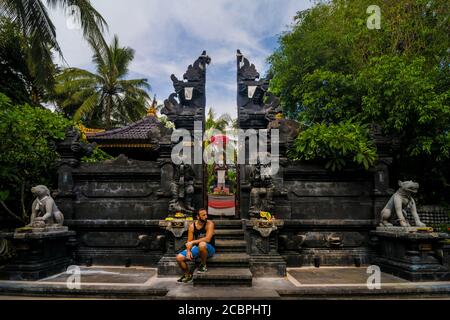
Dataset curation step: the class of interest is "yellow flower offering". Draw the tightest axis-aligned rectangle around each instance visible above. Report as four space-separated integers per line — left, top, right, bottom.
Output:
260 211 272 220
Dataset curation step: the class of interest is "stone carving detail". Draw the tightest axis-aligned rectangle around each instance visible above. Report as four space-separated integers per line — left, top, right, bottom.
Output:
182 52 211 81
255 237 269 254
249 160 275 218
237 50 288 130
169 162 196 215
264 93 283 122
267 118 300 146
54 127 95 200
159 220 191 238
237 49 260 80
138 234 166 252
147 124 173 146
28 185 65 229
279 234 306 251
253 222 278 238
161 51 210 123
56 127 95 168
380 180 426 227
327 234 343 248
161 93 183 118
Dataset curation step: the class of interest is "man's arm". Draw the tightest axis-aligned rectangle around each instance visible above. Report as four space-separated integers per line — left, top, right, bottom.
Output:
187 223 194 243
190 221 215 245
186 223 194 249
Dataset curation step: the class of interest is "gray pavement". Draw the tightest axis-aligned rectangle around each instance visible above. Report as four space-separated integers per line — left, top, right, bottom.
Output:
0 266 449 299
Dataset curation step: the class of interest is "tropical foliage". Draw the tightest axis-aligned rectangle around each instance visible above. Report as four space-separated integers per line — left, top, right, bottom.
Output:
268 0 450 203
0 17 58 105
204 109 237 194
289 121 377 171
0 0 107 103
53 35 151 129
0 1 154 225
205 108 235 131
0 93 71 224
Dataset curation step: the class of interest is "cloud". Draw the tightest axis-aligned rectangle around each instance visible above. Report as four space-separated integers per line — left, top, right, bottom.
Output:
48 0 312 117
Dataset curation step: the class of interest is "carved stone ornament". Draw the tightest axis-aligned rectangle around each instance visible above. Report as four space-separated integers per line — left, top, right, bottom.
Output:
159 220 191 238
250 219 284 238
237 49 260 80
161 51 210 120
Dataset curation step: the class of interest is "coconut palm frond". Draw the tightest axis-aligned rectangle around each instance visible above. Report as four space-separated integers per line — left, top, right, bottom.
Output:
54 35 151 129
73 92 98 121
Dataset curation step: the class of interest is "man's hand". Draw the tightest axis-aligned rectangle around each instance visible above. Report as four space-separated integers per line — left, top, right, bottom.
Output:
186 250 193 261
186 241 195 248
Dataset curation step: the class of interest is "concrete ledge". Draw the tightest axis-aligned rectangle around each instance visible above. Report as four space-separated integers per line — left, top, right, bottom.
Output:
277 282 450 299
193 268 252 287
0 281 168 299
65 219 161 227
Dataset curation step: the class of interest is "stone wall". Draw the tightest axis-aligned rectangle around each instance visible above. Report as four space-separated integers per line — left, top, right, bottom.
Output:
242 161 388 267
56 157 169 266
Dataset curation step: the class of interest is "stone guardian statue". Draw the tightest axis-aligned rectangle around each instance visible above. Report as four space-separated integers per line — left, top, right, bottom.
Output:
249 160 275 218
169 162 195 215
29 185 64 227
379 180 426 227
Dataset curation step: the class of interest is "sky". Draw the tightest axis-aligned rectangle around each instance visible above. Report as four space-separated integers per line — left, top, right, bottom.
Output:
48 0 313 118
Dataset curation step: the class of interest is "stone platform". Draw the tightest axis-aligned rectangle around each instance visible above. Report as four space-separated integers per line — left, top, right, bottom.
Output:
0 229 76 281
193 268 253 287
1 266 450 299
371 227 450 281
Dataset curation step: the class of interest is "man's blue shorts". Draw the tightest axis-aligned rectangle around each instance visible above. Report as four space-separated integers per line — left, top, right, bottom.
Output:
179 243 215 259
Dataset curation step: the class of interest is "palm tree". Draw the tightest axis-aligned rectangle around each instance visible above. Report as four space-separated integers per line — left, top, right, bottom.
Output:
206 108 233 131
53 35 151 129
0 0 107 103
204 109 238 193
0 0 107 56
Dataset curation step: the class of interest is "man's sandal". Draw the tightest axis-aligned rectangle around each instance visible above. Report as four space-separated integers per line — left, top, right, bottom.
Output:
178 273 193 283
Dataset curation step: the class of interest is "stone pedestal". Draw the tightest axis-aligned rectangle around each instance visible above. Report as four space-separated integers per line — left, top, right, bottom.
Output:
0 227 76 280
443 242 450 270
244 219 286 277
371 227 450 281
157 219 192 276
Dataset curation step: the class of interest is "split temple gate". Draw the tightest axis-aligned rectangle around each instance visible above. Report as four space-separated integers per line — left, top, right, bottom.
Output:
6 51 447 285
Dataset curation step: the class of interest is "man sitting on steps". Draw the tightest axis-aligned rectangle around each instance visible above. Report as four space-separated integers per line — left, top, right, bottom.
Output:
176 208 216 283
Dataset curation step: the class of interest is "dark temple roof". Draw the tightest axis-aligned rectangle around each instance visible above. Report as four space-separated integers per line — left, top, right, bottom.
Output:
86 116 165 146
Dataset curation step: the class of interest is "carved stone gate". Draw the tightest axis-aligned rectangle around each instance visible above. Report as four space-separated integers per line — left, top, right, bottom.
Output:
52 50 395 276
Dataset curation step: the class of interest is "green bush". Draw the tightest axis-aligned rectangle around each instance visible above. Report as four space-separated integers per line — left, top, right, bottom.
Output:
0 93 70 224
269 0 450 202
290 121 377 171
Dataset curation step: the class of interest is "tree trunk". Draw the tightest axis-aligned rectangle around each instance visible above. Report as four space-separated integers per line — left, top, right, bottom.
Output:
20 181 27 220
105 95 112 129
0 201 25 224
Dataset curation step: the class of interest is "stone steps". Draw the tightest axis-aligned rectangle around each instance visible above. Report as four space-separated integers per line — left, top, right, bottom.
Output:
207 253 250 268
206 221 252 283
193 267 253 287
212 220 244 229
158 220 254 284
215 239 247 252
214 229 244 239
